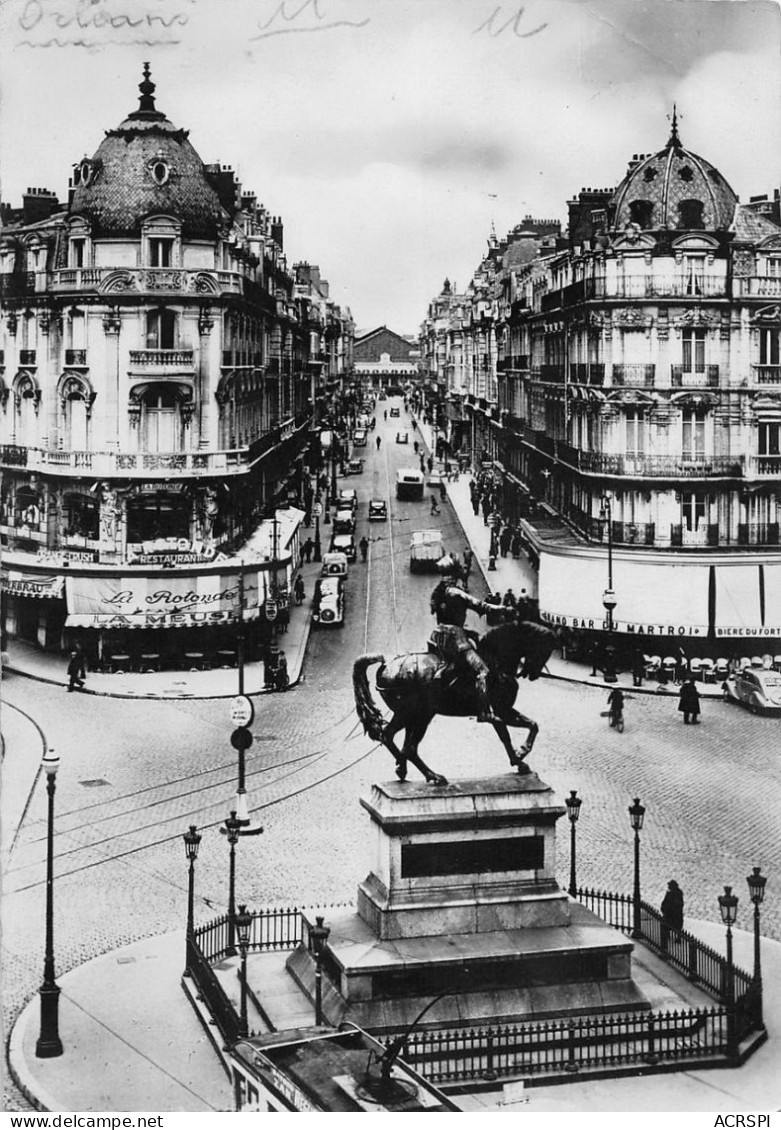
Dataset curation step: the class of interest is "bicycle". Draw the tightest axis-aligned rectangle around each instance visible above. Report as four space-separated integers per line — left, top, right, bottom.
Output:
608 704 625 732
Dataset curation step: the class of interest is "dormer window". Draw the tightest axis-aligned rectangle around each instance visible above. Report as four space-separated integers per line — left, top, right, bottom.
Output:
629 199 653 228
70 239 86 268
149 159 171 186
677 199 705 230
79 159 94 186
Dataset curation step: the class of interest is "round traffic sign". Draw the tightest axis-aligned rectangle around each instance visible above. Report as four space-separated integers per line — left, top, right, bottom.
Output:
229 695 254 728
312 502 323 517
230 727 254 752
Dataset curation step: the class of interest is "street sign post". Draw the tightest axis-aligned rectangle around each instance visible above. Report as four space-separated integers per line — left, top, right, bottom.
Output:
229 695 254 728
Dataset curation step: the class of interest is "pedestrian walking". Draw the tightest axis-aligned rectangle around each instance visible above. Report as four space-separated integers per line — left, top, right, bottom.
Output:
427 456 433 474
499 526 512 557
660 879 684 949
413 440 419 454
302 537 313 564
430 494 440 515
384 410 387 420
678 678 701 723
481 495 492 525
502 588 516 610
66 648 86 692
462 546 474 585
376 435 382 451
359 535 369 562
420 455 426 472
439 480 447 501
632 651 645 687
511 531 522 558
275 651 289 691
294 575 305 605
516 588 530 619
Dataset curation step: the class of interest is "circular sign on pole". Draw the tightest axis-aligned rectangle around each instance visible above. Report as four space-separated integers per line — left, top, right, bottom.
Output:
312 502 323 517
230 727 254 752
229 694 254 728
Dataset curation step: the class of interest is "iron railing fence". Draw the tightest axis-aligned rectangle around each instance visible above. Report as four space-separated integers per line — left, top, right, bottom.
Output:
392 1006 728 1084
186 935 239 1046
193 907 304 963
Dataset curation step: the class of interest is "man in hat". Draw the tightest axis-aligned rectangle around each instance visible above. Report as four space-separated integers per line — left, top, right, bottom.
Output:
429 557 504 722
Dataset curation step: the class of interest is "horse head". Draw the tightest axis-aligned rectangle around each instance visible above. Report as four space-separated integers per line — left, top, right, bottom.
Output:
518 621 556 680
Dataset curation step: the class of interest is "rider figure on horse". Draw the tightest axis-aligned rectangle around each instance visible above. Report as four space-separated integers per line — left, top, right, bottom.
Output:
429 556 502 723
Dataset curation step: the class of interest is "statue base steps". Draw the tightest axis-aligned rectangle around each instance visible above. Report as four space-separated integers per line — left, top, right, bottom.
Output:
286 774 649 1033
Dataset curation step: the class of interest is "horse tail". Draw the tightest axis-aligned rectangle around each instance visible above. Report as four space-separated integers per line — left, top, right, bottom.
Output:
353 654 387 743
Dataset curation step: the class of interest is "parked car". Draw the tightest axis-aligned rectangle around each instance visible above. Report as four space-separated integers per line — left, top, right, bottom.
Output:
320 551 348 578
330 532 357 563
346 458 364 475
723 668 781 714
378 392 387 400
396 431 409 444
368 499 388 522
409 530 445 573
312 576 344 627
390 406 400 418
337 488 358 513
353 429 368 447
333 509 356 535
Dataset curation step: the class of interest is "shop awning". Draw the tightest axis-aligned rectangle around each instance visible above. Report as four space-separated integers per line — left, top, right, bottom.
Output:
1 570 65 599
65 570 264 629
65 609 261 629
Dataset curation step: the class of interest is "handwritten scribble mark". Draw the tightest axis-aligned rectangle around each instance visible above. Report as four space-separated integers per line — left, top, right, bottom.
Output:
474 5 547 38
252 0 370 40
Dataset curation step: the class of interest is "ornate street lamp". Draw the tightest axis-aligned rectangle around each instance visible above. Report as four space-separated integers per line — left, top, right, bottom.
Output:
310 916 331 1026
718 885 739 1060
628 797 645 939
600 493 618 681
183 824 202 976
565 789 582 898
36 749 63 1059
221 810 243 956
746 867 767 1030
235 904 253 1039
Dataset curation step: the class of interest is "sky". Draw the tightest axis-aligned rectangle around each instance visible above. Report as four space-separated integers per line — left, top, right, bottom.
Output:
1 0 780 335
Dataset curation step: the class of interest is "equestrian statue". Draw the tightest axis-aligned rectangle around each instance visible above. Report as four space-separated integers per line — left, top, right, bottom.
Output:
353 556 556 785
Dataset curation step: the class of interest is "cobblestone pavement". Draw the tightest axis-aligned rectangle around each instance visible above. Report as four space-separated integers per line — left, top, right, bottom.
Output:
3 407 780 1109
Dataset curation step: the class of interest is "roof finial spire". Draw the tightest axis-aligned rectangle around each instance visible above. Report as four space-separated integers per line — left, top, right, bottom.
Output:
668 103 681 149
138 62 156 114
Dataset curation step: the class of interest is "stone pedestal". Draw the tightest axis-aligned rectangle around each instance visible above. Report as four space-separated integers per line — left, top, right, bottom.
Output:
287 774 650 1033
357 775 569 939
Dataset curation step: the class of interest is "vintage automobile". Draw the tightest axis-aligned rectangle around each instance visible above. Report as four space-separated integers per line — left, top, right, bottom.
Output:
396 431 409 444
337 488 358 513
330 532 357 563
390 406 400 418
346 458 364 475
320 551 348 578
368 498 388 521
723 667 781 714
333 509 356 535
409 529 445 573
353 429 368 447
312 576 344 627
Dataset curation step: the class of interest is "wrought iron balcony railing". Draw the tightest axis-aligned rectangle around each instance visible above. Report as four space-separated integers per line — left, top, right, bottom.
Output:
65 349 87 366
671 365 720 387
612 364 656 387
738 522 780 546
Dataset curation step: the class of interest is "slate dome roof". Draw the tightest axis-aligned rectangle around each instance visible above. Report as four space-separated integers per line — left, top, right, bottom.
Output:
69 65 226 239
611 111 738 233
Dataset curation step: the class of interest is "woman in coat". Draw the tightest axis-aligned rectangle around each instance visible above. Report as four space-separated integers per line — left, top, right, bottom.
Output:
678 678 701 723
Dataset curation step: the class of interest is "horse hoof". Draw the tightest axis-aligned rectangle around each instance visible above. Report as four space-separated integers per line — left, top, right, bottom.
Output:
429 774 448 787
395 764 408 781
516 763 531 776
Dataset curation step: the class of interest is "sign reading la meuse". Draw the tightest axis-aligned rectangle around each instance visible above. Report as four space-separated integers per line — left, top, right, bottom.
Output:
541 611 780 637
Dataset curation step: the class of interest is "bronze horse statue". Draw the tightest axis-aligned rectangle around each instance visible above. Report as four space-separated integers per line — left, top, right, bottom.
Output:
353 620 556 785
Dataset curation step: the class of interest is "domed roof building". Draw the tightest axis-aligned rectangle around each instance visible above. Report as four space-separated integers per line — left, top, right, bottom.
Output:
69 63 226 239
610 111 739 233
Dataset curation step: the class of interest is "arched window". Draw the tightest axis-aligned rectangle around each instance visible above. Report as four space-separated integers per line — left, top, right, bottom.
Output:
146 308 176 349
628 199 653 228
60 376 92 450
677 199 705 230
14 374 40 446
682 407 706 458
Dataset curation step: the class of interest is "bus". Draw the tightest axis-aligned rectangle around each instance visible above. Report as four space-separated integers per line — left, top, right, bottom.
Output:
396 468 425 501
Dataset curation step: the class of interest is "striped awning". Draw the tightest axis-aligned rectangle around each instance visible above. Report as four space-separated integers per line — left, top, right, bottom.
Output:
1 570 65 600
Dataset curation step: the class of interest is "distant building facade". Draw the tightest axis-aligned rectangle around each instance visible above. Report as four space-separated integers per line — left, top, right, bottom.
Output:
0 66 353 665
353 326 418 393
420 120 781 653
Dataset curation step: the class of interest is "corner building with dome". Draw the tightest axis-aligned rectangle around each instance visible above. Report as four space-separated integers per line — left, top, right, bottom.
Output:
0 67 354 667
423 116 781 657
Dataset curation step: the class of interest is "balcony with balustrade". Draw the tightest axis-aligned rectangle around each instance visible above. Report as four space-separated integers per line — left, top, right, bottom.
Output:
0 444 250 478
570 363 605 385
48 266 245 297
738 522 780 546
671 365 719 388
129 349 195 372
558 447 744 479
751 454 781 476
670 523 720 548
752 365 781 386
735 276 781 299
612 364 655 387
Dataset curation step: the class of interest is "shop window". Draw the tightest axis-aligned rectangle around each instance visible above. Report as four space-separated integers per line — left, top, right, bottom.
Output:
146 308 176 349
63 492 99 539
126 491 190 543
682 329 706 373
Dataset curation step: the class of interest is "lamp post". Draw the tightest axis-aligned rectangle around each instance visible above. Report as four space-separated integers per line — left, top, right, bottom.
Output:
718 885 739 1060
310 915 331 1026
565 789 582 898
235 904 252 1039
221 810 243 956
36 749 63 1059
628 797 645 939
746 866 767 1030
600 494 617 681
183 824 202 976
